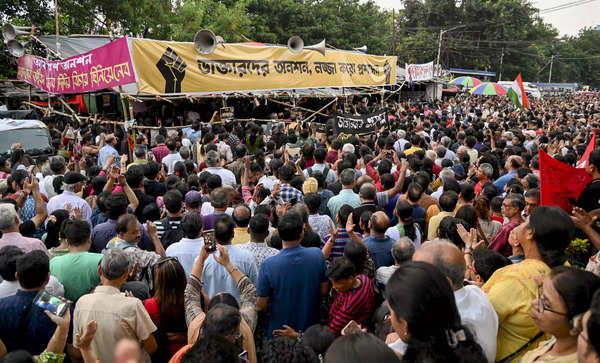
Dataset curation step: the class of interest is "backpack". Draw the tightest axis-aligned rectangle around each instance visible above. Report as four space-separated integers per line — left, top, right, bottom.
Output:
159 217 184 249
308 166 330 182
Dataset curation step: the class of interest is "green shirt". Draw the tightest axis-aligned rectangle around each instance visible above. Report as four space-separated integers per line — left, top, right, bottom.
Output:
127 159 148 170
50 252 103 302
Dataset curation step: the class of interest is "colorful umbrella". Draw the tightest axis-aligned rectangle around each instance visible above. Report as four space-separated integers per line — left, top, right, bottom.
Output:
449 76 482 88
470 82 508 96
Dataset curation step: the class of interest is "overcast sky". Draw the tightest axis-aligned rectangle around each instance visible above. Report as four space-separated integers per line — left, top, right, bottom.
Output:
371 0 599 36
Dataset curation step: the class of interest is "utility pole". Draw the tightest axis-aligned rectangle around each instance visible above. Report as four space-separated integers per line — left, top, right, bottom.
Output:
436 29 443 66
436 25 468 68
54 0 61 57
498 48 504 81
548 55 555 83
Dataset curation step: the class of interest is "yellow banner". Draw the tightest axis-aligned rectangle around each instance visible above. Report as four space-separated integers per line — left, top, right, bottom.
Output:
130 39 397 95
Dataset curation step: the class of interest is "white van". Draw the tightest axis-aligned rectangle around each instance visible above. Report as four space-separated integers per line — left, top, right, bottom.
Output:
0 119 53 157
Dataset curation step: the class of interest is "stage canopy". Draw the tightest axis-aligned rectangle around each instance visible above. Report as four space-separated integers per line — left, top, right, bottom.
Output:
16 37 398 97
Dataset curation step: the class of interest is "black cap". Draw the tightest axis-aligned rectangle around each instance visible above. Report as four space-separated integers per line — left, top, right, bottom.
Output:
63 171 86 184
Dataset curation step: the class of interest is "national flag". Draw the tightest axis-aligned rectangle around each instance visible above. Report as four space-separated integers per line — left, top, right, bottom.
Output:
576 129 596 168
507 73 530 109
539 150 591 212
445 114 454 128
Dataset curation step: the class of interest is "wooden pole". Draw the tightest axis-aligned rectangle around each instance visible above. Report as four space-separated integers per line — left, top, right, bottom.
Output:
54 0 61 57
304 98 337 123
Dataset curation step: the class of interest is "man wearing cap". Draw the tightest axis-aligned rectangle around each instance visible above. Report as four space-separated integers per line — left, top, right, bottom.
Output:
47 171 92 224
97 134 120 168
205 150 236 186
73 248 158 363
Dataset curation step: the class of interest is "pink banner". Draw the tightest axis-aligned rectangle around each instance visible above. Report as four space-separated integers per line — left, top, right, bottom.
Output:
16 37 136 94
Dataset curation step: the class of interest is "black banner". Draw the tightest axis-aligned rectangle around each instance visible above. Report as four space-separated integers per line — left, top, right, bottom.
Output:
333 110 386 134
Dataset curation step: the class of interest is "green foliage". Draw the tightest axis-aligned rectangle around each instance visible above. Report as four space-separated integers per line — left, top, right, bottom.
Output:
566 237 590 258
0 0 598 86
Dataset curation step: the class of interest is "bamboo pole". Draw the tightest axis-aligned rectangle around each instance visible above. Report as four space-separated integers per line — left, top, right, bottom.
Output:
303 98 337 123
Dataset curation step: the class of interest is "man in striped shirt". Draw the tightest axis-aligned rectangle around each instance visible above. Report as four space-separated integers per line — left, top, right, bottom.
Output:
327 256 375 336
322 204 361 261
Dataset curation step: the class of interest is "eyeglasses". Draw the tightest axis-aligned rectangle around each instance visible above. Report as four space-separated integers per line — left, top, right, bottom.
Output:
537 285 568 316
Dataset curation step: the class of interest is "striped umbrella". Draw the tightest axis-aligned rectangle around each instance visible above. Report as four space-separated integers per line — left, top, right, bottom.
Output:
449 76 482 88
470 82 508 96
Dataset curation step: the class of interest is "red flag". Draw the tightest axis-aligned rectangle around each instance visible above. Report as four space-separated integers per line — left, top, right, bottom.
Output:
539 150 592 213
576 129 596 168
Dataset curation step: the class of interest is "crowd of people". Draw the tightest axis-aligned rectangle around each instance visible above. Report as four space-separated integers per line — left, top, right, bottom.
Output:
0 92 599 363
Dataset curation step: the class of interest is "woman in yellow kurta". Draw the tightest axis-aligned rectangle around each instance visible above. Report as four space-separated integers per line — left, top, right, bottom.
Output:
519 266 600 363
483 206 574 362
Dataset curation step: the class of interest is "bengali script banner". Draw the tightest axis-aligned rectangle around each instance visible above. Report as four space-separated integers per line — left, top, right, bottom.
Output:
131 39 397 94
16 37 136 94
405 61 434 82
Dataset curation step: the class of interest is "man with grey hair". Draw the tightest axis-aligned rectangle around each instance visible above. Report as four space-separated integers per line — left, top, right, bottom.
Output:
127 145 148 170
375 237 414 288
412 240 498 363
431 168 455 200
0 204 48 256
74 247 158 363
394 130 408 153
205 150 236 186
42 156 66 199
47 171 92 224
439 136 457 161
327 168 361 220
475 162 494 195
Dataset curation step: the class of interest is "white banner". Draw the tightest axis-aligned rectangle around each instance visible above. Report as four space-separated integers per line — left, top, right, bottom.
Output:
405 61 434 82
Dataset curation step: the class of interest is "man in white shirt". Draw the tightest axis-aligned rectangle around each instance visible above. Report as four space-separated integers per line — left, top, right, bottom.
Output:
204 150 236 186
412 240 498 363
47 172 92 224
161 139 183 175
165 211 204 276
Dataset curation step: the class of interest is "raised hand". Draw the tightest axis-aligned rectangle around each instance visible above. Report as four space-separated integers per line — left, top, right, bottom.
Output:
75 320 98 349
346 212 355 234
572 207 596 229
214 244 231 267
44 297 71 331
146 221 158 236
156 47 187 93
273 324 299 340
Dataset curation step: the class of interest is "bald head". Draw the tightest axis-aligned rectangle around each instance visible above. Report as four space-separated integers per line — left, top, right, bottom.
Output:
413 239 466 290
232 204 251 228
370 211 389 235
356 175 374 187
359 183 377 201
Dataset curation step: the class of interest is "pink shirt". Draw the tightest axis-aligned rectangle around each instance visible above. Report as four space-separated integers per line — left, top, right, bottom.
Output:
0 232 50 257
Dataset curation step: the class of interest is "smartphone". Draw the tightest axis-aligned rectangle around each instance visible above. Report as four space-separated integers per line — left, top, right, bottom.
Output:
204 229 217 252
341 320 362 336
34 290 69 317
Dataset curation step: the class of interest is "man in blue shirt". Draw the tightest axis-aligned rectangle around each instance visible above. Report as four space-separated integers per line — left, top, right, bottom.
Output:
493 155 522 192
327 169 361 221
97 134 120 167
363 211 395 269
257 212 328 338
0 250 59 355
201 214 258 303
